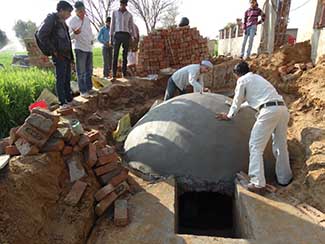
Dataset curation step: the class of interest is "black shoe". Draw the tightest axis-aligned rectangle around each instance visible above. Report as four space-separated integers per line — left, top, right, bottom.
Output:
276 178 293 187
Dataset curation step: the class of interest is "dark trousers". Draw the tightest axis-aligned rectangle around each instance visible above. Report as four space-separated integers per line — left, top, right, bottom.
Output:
102 46 113 77
53 56 73 105
75 49 93 93
164 77 186 101
113 32 130 77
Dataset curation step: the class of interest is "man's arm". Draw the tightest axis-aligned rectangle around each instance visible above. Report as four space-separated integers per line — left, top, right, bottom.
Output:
38 15 56 55
188 70 203 92
243 10 248 30
129 14 134 39
227 81 246 119
97 27 105 44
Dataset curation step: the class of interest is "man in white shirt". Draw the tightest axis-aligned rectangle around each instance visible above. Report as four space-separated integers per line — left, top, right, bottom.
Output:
110 0 135 79
69 1 94 97
216 61 293 193
163 60 213 101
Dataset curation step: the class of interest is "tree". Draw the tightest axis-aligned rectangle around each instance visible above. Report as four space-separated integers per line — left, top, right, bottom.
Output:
0 29 9 50
69 0 116 32
128 0 175 34
13 20 37 45
160 3 179 28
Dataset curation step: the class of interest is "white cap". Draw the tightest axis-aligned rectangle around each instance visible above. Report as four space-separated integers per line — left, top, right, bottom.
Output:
201 60 213 69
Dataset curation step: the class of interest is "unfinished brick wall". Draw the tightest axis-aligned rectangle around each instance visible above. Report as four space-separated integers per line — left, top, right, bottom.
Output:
24 38 53 69
137 27 209 76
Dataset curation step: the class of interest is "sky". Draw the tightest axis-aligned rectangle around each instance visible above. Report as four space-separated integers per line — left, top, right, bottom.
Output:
0 0 312 51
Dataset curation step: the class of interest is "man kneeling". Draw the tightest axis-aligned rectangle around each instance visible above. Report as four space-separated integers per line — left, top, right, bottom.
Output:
164 60 213 101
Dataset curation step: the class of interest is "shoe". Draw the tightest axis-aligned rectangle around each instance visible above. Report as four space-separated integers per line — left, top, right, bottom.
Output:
247 183 266 194
276 177 293 187
80 92 90 98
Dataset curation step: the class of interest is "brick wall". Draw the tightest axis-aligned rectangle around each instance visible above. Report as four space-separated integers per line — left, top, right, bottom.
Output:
137 26 209 76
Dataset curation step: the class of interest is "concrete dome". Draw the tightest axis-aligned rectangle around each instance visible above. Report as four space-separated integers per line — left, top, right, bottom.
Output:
124 93 275 192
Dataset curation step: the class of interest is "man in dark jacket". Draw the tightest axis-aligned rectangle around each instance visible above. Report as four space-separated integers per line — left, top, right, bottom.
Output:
37 1 74 109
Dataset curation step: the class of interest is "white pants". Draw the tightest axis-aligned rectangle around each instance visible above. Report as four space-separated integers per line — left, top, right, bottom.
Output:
249 105 293 187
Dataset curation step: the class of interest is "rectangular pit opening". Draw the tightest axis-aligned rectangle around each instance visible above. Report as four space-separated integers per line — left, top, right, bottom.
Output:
175 188 241 238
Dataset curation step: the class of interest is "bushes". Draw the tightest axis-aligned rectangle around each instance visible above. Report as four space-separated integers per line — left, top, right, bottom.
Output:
0 67 55 138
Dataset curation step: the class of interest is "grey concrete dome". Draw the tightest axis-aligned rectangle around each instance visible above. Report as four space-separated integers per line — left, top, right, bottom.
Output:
124 93 275 192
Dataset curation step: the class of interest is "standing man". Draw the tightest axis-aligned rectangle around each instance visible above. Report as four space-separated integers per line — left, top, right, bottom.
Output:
164 60 213 101
69 1 94 98
37 1 74 109
98 17 113 79
127 23 140 76
110 0 135 79
240 0 265 59
216 62 293 193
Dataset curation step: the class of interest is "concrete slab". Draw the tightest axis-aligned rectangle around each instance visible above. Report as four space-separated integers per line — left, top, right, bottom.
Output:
235 184 325 244
87 176 253 244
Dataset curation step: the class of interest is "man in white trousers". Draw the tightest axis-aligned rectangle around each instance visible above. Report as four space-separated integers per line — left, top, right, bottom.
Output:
216 61 293 193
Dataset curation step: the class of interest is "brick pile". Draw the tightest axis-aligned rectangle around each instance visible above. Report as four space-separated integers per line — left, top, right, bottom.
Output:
136 26 209 76
4 107 130 224
24 38 53 69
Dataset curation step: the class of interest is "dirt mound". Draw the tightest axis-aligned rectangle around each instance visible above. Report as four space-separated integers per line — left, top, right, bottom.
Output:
0 153 100 244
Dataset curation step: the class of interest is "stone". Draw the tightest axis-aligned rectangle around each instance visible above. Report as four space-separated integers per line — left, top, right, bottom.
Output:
66 153 87 182
84 143 97 168
95 162 119 176
15 138 39 156
25 113 54 134
31 107 60 124
0 154 10 170
16 123 49 147
9 127 20 145
57 107 74 116
0 138 10 155
52 127 72 142
78 135 90 149
94 184 115 202
5 145 20 156
114 199 128 227
41 137 65 153
110 169 129 187
64 180 88 206
124 93 275 193
98 167 123 185
95 181 129 216
85 129 100 142
62 146 73 156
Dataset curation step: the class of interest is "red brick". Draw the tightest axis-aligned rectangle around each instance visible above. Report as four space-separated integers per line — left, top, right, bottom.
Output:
93 140 106 150
85 129 100 142
73 145 81 153
0 138 10 154
69 134 80 146
110 169 129 187
9 127 19 145
95 162 119 176
98 167 123 185
15 138 39 156
25 113 55 134
32 107 60 124
97 148 119 165
16 123 49 147
57 107 74 116
84 143 97 168
41 138 65 152
78 135 90 149
95 181 129 216
64 180 88 206
114 199 128 227
5 145 20 156
53 127 72 142
62 146 73 156
94 183 115 201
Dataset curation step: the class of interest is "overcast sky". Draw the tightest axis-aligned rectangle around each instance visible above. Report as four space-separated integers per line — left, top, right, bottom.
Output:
0 0 312 51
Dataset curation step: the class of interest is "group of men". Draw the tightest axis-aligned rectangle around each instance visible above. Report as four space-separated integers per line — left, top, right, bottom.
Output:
37 0 292 193
37 0 136 109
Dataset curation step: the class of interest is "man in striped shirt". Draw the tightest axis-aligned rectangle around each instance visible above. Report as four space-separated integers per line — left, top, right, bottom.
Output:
240 0 266 59
110 0 135 79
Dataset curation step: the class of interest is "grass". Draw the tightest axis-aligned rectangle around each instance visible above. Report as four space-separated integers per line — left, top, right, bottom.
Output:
0 67 55 138
0 51 27 67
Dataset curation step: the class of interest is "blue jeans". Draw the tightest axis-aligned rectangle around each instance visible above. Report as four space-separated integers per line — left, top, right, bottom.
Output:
164 77 186 101
53 56 73 105
75 49 93 93
241 25 257 58
102 46 113 77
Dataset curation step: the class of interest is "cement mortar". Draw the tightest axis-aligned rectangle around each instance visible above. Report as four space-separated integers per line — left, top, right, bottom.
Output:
124 93 275 193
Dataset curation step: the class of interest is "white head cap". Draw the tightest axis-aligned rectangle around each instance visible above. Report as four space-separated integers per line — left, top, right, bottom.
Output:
201 60 213 69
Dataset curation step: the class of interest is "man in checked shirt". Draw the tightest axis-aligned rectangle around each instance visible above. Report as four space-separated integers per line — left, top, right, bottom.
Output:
240 0 266 59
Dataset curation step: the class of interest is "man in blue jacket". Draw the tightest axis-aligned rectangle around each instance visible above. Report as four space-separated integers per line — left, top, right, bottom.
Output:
37 1 74 109
98 17 112 79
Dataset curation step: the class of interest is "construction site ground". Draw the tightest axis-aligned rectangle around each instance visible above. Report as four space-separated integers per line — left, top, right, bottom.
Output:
1 41 325 243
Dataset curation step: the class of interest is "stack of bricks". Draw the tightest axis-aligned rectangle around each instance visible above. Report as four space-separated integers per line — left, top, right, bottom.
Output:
24 38 53 69
137 26 209 76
